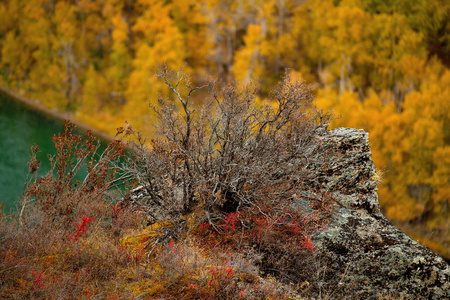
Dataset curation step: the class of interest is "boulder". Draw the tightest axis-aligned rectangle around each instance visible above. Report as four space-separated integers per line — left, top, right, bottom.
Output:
310 128 450 299
122 127 449 299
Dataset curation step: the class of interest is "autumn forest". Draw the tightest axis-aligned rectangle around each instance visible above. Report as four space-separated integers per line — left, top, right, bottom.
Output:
0 0 449 258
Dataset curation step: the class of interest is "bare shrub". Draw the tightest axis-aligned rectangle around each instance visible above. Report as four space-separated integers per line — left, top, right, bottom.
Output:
0 121 142 299
124 66 331 213
0 68 335 298
121 66 334 291
20 121 131 227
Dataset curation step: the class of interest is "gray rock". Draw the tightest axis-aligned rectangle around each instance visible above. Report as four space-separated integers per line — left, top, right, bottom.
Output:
309 128 450 299
122 126 449 299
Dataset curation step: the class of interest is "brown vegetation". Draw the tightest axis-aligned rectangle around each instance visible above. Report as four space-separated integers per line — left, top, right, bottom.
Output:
0 74 339 299
1 0 448 257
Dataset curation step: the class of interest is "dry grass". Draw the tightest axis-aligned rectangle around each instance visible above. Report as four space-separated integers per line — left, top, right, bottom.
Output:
0 72 340 299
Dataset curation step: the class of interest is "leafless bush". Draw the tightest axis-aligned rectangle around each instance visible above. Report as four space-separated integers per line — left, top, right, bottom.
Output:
0 121 143 299
0 67 336 298
120 67 334 291
19 121 133 229
124 66 331 217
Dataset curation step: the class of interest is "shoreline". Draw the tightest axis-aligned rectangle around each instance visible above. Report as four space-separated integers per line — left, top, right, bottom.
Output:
0 85 115 143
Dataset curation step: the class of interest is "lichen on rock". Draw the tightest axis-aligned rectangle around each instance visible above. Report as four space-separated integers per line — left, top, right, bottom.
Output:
310 127 450 299
123 126 449 299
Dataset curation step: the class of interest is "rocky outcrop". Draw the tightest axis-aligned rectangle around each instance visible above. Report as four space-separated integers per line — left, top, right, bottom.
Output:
124 127 449 299
310 128 450 299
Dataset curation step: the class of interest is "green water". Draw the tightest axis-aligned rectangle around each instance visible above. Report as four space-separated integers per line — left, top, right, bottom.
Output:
0 91 106 213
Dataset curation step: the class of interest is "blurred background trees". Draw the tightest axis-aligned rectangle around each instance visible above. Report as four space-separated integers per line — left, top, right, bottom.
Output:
0 0 448 258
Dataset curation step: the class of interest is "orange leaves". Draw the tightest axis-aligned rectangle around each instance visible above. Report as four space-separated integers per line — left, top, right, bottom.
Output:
53 1 77 41
315 62 449 230
111 13 129 44
432 146 450 216
0 0 448 255
233 25 264 84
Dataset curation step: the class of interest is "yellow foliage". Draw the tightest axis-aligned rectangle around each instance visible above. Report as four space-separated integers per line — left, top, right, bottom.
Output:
233 24 264 83
111 14 128 42
0 0 448 257
127 278 166 298
432 146 450 214
121 221 174 255
53 1 77 41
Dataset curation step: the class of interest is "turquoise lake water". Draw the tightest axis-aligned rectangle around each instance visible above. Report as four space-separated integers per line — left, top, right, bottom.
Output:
0 91 65 212
0 91 109 213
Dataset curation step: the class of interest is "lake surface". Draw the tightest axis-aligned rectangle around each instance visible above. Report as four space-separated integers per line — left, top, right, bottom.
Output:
0 91 100 213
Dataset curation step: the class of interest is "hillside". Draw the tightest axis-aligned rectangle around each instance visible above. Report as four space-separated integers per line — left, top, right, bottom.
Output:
0 0 449 258
1 75 448 299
